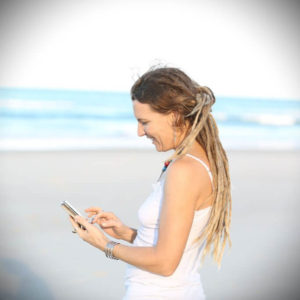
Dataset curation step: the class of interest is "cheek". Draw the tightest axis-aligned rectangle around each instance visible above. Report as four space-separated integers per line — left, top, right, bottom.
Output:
158 128 173 143
145 123 156 134
145 121 172 141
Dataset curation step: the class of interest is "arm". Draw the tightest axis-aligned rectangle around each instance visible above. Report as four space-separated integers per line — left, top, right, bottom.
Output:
73 158 205 276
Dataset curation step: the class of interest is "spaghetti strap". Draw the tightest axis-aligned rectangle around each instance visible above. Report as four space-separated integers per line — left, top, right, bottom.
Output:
185 153 213 183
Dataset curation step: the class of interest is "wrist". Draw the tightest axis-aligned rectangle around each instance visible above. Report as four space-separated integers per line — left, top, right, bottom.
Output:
123 226 137 243
98 236 109 252
104 240 120 260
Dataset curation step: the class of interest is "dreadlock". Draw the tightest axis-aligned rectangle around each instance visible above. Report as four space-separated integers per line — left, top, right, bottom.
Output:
131 66 232 267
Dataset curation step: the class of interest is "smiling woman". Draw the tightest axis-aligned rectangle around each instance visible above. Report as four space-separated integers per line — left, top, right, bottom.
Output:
70 66 232 300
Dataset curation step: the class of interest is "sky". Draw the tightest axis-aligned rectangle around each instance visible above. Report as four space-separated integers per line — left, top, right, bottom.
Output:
0 0 299 99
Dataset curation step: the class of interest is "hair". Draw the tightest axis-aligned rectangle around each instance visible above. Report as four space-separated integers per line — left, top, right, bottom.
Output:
130 66 232 267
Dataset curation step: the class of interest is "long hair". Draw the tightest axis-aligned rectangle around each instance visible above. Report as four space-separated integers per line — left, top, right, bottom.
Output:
130 66 232 267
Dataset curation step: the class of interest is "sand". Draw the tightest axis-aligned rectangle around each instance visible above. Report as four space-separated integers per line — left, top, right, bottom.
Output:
0 149 299 300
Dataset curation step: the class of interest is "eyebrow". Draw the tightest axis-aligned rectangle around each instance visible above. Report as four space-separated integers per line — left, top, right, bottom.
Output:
137 118 149 122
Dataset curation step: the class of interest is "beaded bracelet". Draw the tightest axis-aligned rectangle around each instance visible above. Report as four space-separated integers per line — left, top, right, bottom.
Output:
104 241 120 260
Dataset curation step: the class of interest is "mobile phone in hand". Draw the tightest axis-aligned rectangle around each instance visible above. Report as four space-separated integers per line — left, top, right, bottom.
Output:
61 200 86 230
61 200 82 217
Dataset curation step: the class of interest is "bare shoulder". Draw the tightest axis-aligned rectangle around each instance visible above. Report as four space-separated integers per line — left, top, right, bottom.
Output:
166 157 206 190
165 155 211 198
167 156 196 178
167 155 208 180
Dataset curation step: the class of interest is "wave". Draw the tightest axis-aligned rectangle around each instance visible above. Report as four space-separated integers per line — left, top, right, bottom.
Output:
2 111 299 127
242 114 299 126
1 94 300 126
0 98 132 118
214 112 300 126
1 91 299 152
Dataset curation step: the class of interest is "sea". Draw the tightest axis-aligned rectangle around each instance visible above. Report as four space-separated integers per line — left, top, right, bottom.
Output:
0 87 299 151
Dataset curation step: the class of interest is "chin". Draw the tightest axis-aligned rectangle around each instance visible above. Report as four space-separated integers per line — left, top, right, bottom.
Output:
154 143 163 152
154 144 172 152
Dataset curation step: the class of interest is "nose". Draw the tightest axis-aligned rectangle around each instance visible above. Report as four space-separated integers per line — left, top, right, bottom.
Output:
137 123 146 137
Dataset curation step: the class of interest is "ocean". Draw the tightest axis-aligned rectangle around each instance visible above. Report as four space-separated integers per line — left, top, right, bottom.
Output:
0 88 299 151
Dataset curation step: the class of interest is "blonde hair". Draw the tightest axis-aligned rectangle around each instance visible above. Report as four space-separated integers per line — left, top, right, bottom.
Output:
131 67 232 267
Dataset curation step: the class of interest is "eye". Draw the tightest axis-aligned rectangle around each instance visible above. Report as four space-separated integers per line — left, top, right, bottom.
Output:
139 120 148 126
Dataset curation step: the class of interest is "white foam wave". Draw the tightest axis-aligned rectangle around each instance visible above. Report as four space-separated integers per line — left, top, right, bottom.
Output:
0 98 132 117
243 114 299 126
213 112 300 126
213 112 228 121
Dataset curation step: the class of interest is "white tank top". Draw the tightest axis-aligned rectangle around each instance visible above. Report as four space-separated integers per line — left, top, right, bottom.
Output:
124 154 213 298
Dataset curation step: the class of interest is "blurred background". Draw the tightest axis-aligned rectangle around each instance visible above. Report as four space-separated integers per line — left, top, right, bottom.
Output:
0 0 299 299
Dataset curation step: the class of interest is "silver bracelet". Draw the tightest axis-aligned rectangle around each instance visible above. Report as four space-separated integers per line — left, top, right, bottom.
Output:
104 241 120 260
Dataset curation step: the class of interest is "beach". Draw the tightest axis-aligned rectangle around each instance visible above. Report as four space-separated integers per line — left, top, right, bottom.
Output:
0 149 299 300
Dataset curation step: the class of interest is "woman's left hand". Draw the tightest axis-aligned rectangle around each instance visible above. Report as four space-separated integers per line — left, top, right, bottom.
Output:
69 215 109 251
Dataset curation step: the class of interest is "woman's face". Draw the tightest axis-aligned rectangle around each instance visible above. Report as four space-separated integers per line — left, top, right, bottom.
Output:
132 100 175 152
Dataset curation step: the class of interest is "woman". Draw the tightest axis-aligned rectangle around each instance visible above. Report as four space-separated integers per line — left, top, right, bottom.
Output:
70 67 232 300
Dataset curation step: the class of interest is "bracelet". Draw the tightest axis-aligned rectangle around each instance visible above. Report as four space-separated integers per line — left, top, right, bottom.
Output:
104 241 120 260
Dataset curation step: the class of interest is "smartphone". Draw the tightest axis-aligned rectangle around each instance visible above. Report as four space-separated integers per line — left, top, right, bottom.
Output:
61 200 82 218
61 200 86 230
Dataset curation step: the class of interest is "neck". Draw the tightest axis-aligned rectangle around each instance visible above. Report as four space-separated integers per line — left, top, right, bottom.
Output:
174 139 206 158
187 140 206 156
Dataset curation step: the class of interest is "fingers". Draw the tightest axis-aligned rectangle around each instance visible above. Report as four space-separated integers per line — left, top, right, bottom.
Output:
74 215 89 227
100 219 118 228
84 207 117 220
69 215 88 233
91 211 116 224
85 207 103 216
69 216 80 231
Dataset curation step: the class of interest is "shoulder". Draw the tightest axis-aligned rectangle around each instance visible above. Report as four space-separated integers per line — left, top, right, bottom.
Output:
164 156 207 197
167 156 195 179
166 156 205 189
166 155 208 182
